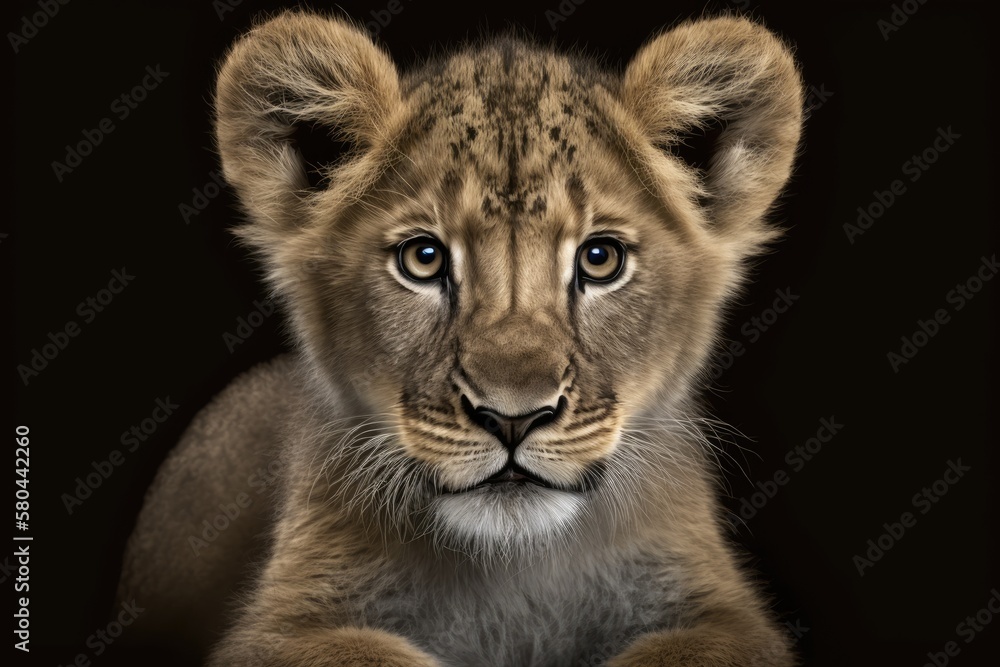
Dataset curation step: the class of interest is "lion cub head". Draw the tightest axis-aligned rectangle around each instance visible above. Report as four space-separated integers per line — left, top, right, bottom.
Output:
215 11 802 560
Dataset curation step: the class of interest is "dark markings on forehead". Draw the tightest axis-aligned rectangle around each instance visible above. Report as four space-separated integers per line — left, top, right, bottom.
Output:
504 139 522 219
566 175 587 216
482 195 496 217
400 40 613 225
440 170 463 201
501 41 515 74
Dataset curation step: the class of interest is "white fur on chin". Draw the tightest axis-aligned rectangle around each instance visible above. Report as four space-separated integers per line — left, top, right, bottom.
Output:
430 484 584 559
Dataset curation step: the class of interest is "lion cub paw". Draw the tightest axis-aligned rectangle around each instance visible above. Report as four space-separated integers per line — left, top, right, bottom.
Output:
607 627 794 667
210 626 441 667
318 626 441 667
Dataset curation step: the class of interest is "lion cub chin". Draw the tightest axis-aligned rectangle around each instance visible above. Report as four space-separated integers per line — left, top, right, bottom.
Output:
119 9 804 667
432 483 586 555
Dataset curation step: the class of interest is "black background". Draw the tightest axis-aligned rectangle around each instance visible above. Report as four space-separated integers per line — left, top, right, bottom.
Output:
10 0 998 665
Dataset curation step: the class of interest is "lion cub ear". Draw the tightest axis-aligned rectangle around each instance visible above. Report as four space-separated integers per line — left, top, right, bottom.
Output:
215 11 402 238
621 17 804 252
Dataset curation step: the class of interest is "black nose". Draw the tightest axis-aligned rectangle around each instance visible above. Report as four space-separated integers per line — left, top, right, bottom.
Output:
461 396 566 451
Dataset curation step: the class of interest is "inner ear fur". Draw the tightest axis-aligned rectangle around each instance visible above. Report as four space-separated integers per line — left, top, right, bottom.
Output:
214 11 403 242
622 16 804 251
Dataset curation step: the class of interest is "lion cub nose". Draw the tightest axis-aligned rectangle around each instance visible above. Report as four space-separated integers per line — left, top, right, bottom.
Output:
461 396 566 451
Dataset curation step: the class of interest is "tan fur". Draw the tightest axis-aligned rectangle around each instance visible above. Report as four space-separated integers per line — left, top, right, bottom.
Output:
119 10 804 666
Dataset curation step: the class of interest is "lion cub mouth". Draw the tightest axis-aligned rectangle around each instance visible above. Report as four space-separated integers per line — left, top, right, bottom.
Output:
441 462 556 494
476 463 555 490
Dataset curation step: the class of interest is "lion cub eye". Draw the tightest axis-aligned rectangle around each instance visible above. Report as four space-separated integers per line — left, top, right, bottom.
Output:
577 238 626 284
398 237 448 282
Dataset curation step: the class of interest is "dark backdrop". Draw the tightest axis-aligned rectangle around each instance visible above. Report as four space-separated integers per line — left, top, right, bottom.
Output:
10 0 998 665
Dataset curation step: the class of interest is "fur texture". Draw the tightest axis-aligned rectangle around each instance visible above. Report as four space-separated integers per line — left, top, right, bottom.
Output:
119 10 804 666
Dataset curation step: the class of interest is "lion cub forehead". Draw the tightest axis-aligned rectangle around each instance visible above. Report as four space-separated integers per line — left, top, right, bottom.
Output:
403 38 614 109
403 39 617 159
383 40 640 241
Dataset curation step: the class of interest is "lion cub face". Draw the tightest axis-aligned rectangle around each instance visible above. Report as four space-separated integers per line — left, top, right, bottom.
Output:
328 49 721 553
215 13 802 557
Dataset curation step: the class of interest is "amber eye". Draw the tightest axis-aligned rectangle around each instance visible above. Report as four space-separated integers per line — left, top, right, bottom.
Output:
577 238 625 284
398 237 448 282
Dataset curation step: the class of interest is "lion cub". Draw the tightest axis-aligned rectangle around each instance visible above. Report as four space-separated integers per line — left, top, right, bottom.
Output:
119 11 803 666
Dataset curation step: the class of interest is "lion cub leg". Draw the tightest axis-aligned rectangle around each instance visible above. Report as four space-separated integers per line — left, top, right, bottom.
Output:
208 625 440 667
